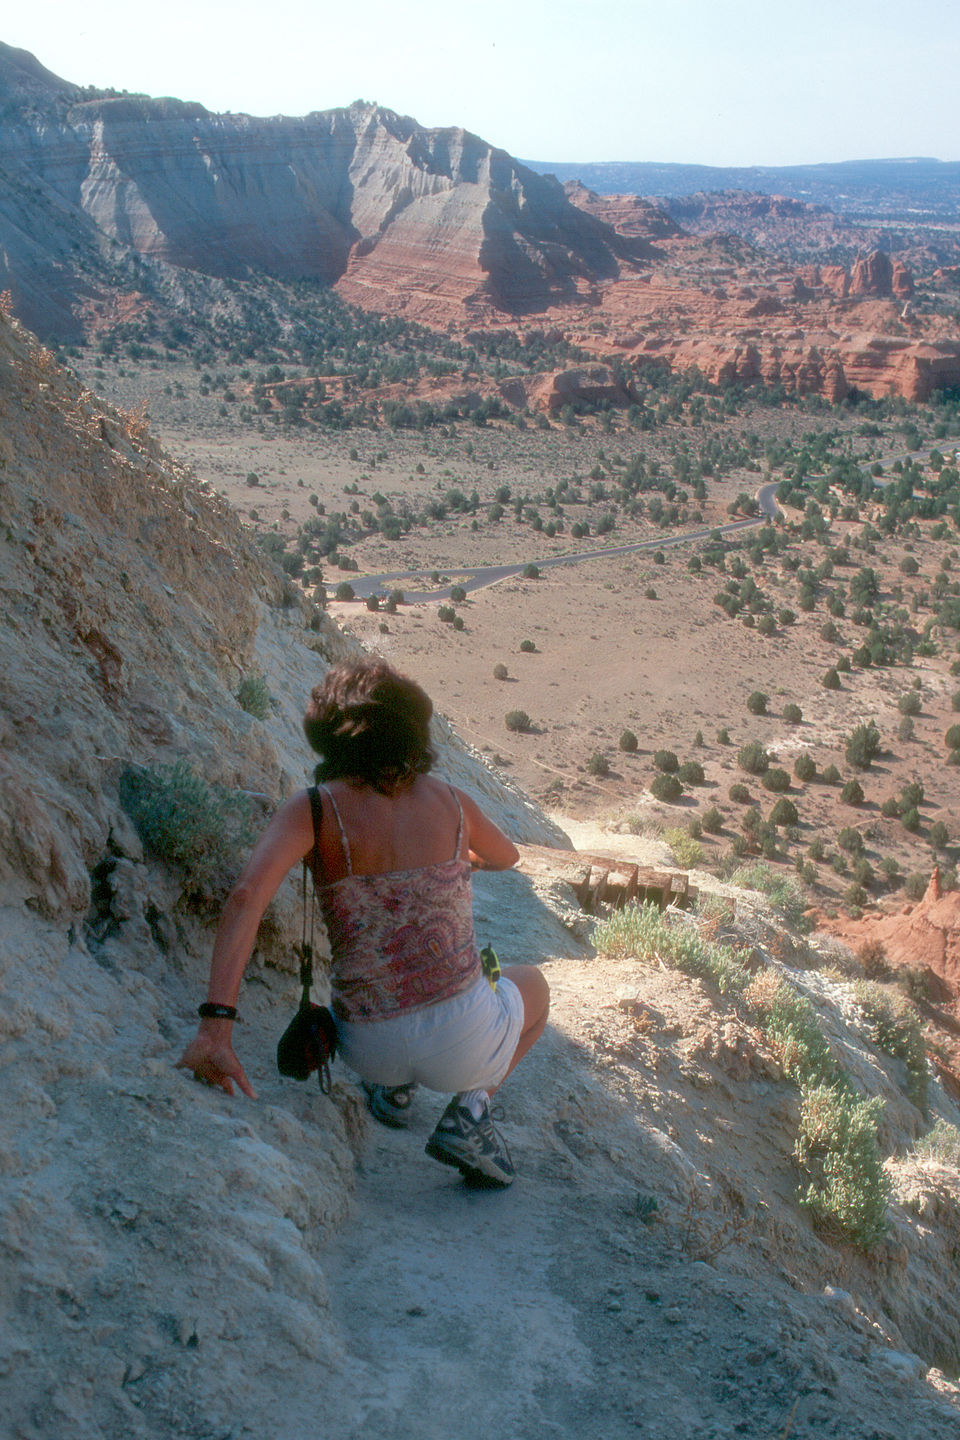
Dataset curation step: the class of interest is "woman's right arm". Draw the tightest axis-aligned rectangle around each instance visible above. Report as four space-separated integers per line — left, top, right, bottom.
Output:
456 788 520 871
176 790 315 1097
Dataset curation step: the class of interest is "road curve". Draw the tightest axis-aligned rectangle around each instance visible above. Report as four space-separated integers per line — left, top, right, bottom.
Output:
339 481 782 604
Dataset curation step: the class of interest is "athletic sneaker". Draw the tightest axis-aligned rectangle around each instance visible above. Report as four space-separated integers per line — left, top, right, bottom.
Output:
424 1097 515 1187
362 1082 417 1129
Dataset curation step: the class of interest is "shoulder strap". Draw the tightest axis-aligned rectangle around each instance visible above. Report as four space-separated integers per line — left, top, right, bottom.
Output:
447 784 464 859
320 783 353 875
307 785 323 875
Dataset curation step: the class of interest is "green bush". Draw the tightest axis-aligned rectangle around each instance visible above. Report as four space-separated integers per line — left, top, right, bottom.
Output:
762 768 791 793
769 797 799 827
716 727 731 745
897 691 922 716
946 724 960 750
794 754 817 782
677 760 704 785
653 750 679 773
912 1120 960 1167
437 605 456 623
236 671 271 720
493 663 509 680
592 902 748 995
664 827 703 868
757 614 776 637
619 729 638 753
738 741 770 775
901 806 921 833
746 690 768 715
650 773 684 803
119 761 258 895
845 721 881 770
837 827 864 855
822 764 842 786
853 982 928 1110
751 981 837 1088
522 563 540 579
702 806 724 834
587 751 610 777
505 710 531 733
519 639 537 653
449 584 467 602
898 717 915 743
728 863 808 930
783 703 803 725
841 779 865 805
822 668 841 690
795 1085 889 1248
728 782 751 803
334 581 356 601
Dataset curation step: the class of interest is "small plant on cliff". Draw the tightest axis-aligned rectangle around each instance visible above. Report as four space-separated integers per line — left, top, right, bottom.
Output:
119 761 258 896
795 1086 889 1248
853 981 928 1111
236 671 271 720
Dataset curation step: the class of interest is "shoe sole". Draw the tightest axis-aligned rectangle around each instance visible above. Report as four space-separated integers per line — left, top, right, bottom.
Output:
424 1134 514 1187
362 1083 413 1130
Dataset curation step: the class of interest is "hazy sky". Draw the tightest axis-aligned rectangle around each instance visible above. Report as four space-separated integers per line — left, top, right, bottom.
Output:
5 0 958 167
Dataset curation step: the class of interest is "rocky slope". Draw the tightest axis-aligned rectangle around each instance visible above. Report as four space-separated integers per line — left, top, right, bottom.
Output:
4 295 960 1437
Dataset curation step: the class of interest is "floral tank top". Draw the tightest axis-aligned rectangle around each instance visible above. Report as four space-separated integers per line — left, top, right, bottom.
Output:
310 784 482 1023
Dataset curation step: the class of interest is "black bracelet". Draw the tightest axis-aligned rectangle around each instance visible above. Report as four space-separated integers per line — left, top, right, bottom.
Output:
198 1003 238 1021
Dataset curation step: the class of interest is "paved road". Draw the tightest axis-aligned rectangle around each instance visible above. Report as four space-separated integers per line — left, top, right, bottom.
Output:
339 481 782 603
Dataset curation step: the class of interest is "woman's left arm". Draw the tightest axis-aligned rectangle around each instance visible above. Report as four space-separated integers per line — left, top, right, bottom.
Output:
176 790 314 1096
455 787 520 871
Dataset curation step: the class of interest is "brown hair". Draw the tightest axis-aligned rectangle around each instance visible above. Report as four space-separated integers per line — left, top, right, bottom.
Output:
303 659 435 792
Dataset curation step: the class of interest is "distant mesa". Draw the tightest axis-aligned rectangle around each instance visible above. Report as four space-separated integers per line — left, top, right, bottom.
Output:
0 41 958 402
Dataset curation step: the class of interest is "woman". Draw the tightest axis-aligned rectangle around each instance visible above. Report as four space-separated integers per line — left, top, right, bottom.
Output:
178 658 549 1187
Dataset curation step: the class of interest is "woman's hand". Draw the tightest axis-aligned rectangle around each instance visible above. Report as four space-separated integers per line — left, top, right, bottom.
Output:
176 1023 257 1099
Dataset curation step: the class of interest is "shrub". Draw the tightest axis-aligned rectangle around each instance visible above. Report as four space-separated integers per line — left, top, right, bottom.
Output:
845 721 881 770
912 1120 960 1167
677 760 704 785
519 639 537 653
858 939 889 979
365 594 381 612
746 690 768 715
728 782 751 803
619 729 638 753
757 614 776 636
953 690 960 712
783 703 803 725
946 724 960 750
794 754 817 783
653 750 679 773
841 779 865 805
929 819 950 850
769 797 799 827
898 717 915 742
807 837 826 862
904 870 927 900
821 763 842 786
449 584 467 602
853 981 928 1110
901 807 921 833
437 605 456 623
821 621 840 643
728 863 808 930
795 1085 889 1248
845 882 867 908
837 827 864 855
119 762 257 895
737 741 770 775
650 773 683 803
880 796 900 818
587 751 610 777
505 710 531 733
522 563 540 579
821 668 841 690
750 980 837 1088
762 768 791 793
898 691 922 716
334 581 356 601
236 671 271 720
664 828 703 868
493 663 509 680
592 902 748 995
836 655 852 673
702 806 724 834
716 727 731 745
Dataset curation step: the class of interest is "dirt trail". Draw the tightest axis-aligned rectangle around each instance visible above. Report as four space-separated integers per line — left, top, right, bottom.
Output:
316 954 960 1440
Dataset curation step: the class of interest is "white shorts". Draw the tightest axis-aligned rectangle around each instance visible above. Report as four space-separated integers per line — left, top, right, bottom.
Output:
335 973 524 1094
